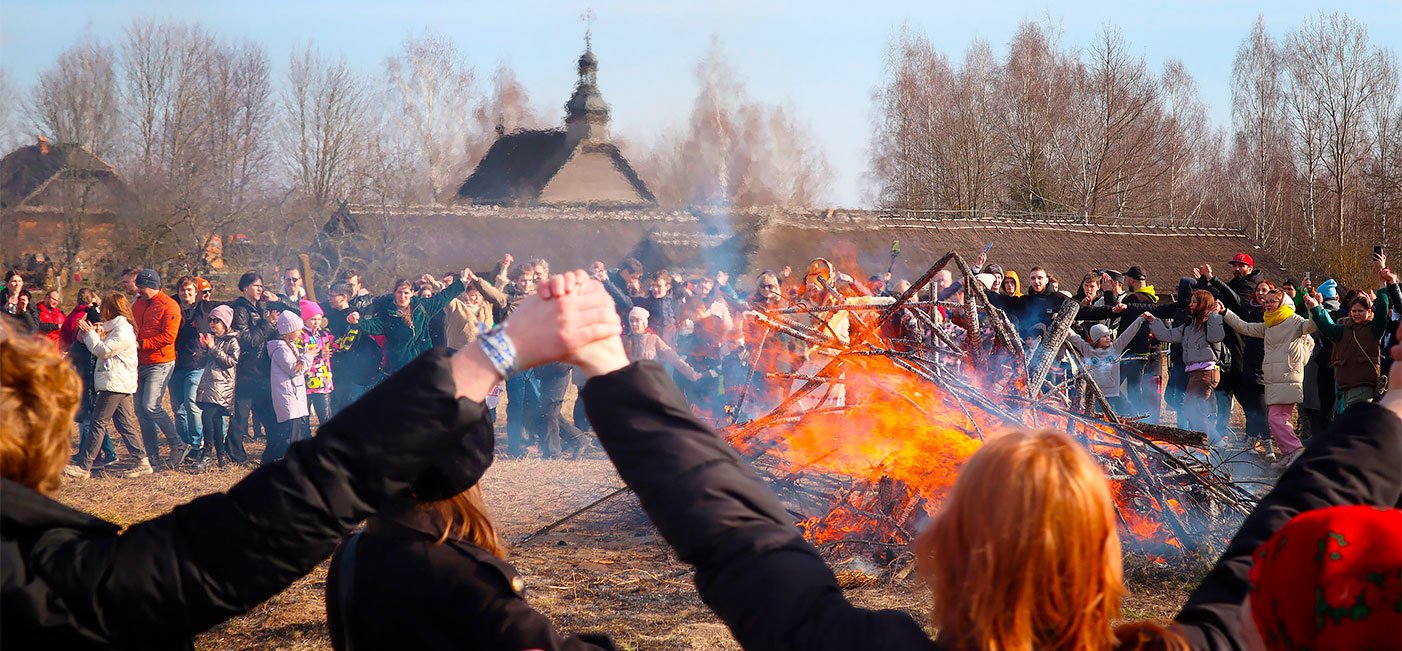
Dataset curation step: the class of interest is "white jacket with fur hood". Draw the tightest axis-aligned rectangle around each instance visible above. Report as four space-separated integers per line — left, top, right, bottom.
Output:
81 315 138 394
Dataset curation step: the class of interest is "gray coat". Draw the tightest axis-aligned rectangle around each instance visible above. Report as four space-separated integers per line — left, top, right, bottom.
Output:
1148 313 1225 367
195 334 241 409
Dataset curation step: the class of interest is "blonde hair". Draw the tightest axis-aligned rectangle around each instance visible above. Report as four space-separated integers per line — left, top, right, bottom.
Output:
0 319 82 494
422 485 506 558
916 429 1131 651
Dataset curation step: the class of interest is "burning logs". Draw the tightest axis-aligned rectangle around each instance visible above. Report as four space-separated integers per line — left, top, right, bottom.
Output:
725 252 1255 562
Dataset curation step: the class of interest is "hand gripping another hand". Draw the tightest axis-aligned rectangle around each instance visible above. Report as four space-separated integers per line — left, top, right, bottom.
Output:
448 271 629 400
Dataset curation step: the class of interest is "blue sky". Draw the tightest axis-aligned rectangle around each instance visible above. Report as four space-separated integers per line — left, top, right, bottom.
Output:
2 0 1399 206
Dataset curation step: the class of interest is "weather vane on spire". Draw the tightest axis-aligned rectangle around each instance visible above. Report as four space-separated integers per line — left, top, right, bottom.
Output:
581 8 596 48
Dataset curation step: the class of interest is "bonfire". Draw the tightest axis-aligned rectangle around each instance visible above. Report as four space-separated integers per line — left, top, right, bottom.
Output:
721 252 1256 569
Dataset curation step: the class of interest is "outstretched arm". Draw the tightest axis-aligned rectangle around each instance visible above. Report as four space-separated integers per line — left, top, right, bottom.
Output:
580 362 934 650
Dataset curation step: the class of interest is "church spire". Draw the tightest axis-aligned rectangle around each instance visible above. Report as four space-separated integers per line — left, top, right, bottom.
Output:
565 15 609 144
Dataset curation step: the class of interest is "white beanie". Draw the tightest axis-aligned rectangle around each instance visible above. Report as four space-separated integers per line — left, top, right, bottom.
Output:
628 306 650 320
1089 324 1114 341
276 310 304 336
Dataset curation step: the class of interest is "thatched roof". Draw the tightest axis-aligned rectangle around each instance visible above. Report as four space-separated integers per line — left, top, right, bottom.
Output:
0 142 122 210
321 205 1279 289
455 130 654 206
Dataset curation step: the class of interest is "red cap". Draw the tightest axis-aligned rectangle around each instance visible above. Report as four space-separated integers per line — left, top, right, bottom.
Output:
1230 253 1254 267
194 277 212 293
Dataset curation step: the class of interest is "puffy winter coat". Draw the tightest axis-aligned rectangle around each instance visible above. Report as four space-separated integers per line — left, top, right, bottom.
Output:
1147 313 1225 367
195 334 241 410
1223 310 1317 405
268 338 313 423
81 316 138 395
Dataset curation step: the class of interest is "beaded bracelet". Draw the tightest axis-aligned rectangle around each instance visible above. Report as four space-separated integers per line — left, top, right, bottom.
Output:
477 325 518 378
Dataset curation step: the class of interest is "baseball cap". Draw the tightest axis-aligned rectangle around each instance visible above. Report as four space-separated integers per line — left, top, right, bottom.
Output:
1125 266 1147 281
1230 253 1254 267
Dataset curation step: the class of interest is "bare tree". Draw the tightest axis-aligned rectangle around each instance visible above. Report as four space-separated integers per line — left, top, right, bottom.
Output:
384 30 477 203
0 68 25 152
1285 11 1386 246
26 36 121 158
1231 16 1293 243
1365 49 1400 245
469 61 548 165
1159 59 1214 221
282 44 373 212
996 19 1076 213
1061 27 1167 218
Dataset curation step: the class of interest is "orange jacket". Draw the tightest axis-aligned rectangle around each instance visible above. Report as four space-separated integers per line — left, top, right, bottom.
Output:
132 291 182 365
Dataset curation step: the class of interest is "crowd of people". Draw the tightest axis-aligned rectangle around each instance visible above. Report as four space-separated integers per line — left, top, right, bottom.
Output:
3 266 1399 650
3 245 1399 477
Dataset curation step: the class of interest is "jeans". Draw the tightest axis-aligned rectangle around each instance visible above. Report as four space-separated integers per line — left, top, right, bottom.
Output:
230 377 275 464
169 367 204 448
137 362 184 458
535 364 583 458
307 393 331 430
199 403 230 463
504 371 540 457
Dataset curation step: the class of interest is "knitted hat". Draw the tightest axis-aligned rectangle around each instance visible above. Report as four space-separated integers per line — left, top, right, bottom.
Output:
628 306 650 320
1248 505 1402 650
1317 278 1339 300
208 305 234 329
1089 324 1114 341
1283 277 1300 289
276 311 303 336
194 277 212 293
135 268 161 290
982 263 1005 276
299 299 323 322
974 273 998 290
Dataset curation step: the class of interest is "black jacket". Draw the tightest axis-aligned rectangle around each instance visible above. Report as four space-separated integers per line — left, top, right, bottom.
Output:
987 288 1071 338
0 348 483 650
582 363 938 650
321 302 383 386
174 300 215 370
228 296 277 383
1200 276 1266 382
327 500 616 651
1174 402 1402 650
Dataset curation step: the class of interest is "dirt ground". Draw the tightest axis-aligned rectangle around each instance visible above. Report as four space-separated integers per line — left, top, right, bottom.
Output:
56 430 1202 650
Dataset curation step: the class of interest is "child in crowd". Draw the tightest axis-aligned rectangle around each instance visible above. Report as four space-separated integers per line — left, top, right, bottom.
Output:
265 311 314 463
194 305 241 468
301 300 334 428
1066 313 1150 414
1222 288 1317 469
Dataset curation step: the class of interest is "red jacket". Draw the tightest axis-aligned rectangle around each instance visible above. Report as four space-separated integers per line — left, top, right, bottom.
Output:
60 305 90 351
37 303 65 345
132 291 182 365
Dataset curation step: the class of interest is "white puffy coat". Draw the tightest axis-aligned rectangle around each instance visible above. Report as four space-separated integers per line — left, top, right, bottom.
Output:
82 316 138 394
1223 310 1317 405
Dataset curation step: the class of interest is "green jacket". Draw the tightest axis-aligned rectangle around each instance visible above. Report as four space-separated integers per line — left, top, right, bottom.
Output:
358 279 465 373
1308 283 1400 343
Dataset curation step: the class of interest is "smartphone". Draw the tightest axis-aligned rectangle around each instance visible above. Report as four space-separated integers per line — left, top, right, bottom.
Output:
982 242 993 256
1375 245 1385 256
1304 271 1312 286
